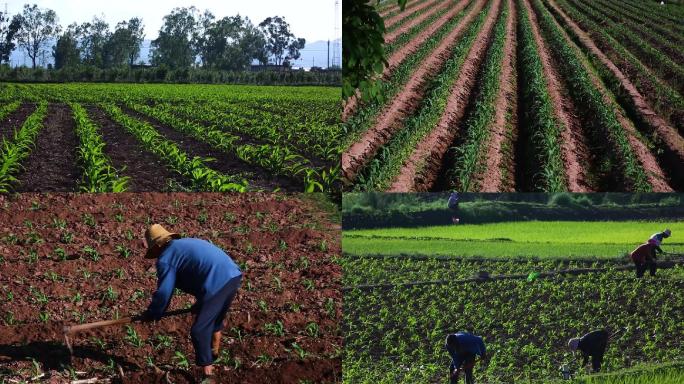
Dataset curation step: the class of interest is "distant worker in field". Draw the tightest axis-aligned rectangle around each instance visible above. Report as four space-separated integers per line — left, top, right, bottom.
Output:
448 191 460 224
630 240 659 278
648 229 671 255
445 331 486 384
568 329 609 373
141 224 242 384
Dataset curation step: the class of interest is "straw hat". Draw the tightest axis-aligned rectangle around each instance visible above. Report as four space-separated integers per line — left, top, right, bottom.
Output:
144 224 180 259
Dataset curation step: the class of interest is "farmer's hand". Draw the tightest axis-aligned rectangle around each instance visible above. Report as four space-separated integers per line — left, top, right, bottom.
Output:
451 368 460 379
139 310 155 322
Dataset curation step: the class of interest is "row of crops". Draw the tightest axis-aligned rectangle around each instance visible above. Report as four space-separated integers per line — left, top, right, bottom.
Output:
0 83 340 193
344 0 684 192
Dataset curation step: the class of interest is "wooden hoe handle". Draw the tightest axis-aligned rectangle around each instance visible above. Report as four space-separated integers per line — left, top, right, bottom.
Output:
63 308 191 335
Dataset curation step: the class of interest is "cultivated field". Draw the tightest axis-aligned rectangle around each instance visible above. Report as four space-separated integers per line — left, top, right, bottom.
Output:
0 83 340 193
342 220 684 383
0 193 341 383
342 0 684 192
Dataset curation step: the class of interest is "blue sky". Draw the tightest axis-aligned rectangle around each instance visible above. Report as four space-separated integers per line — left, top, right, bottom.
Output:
4 0 341 42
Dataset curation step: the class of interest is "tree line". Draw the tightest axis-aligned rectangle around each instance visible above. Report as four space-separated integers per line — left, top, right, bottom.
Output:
0 4 307 71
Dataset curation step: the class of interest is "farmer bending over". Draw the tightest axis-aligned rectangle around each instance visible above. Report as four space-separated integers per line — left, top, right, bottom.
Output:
630 241 659 278
648 229 671 255
445 332 486 384
568 329 608 373
141 224 242 383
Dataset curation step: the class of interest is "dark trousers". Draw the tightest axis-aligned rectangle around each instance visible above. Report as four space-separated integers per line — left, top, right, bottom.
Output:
635 260 656 278
591 352 604 372
450 356 475 384
191 275 241 366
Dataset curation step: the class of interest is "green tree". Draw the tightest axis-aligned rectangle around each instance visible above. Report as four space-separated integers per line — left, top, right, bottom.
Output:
15 4 61 68
78 16 110 69
258 16 305 67
52 24 80 69
105 18 144 67
0 12 22 64
199 15 266 70
343 0 407 100
150 7 199 68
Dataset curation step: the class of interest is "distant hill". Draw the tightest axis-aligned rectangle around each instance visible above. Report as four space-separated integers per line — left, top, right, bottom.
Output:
9 38 342 70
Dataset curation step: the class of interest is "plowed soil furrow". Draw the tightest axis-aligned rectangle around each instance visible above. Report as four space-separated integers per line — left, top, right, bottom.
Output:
14 104 80 192
522 0 589 191
385 0 452 44
385 0 442 30
480 0 517 192
85 106 189 191
121 107 301 192
547 0 682 190
342 0 486 183
0 103 36 141
385 0 472 74
389 0 502 192
379 0 421 17
538 0 672 192
342 91 359 123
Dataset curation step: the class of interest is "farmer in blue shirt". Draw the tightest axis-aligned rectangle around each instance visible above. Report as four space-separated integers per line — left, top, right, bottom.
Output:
445 332 486 384
141 224 242 383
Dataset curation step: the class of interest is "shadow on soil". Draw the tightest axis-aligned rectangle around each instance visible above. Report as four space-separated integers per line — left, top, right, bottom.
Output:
0 341 137 372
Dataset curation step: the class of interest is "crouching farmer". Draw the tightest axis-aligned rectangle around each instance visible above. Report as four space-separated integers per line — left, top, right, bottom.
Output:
630 241 658 278
141 224 242 383
445 332 486 384
568 329 609 373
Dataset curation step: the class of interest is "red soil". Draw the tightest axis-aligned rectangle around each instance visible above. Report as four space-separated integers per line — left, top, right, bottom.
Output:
480 0 517 192
0 193 341 383
546 0 677 192
379 0 421 18
385 0 451 44
389 0 502 192
549 0 684 183
342 0 485 184
14 104 81 192
523 0 590 191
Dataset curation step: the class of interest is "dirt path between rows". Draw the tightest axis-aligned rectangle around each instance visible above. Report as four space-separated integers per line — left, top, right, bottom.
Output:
389 0 502 192
547 0 680 191
123 107 301 192
480 0 517 192
14 104 80 192
86 106 188 191
342 0 471 124
523 0 590 191
379 0 421 17
385 0 451 44
0 103 36 141
342 0 485 183
539 0 672 192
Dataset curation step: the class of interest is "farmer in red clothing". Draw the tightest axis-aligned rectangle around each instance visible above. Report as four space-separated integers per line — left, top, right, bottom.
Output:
630 241 658 278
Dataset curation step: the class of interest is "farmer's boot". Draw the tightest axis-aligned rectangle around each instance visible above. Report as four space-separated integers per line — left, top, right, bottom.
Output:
201 365 216 384
212 331 221 359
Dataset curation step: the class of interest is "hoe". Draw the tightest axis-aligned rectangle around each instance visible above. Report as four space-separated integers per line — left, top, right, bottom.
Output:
63 308 191 354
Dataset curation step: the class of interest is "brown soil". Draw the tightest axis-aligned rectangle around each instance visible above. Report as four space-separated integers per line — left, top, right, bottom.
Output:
0 103 36 141
85 106 190 191
480 0 517 192
547 0 679 191
542 0 673 192
0 193 341 384
342 0 486 184
379 0 421 18
385 0 452 44
14 104 81 192
522 0 590 191
121 107 301 192
389 0 502 192
384 0 441 29
341 91 360 124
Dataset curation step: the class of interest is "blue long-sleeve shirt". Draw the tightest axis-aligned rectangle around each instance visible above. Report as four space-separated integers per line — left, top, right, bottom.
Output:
446 332 486 368
146 238 242 319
